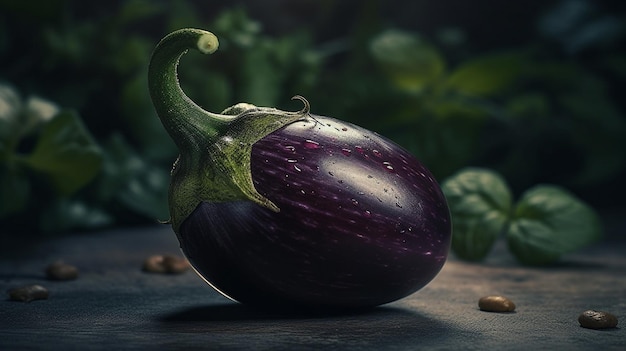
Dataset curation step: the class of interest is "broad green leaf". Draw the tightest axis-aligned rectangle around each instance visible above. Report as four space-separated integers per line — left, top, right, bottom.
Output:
370 30 445 93
444 52 526 97
442 168 512 261
25 110 103 195
507 185 602 266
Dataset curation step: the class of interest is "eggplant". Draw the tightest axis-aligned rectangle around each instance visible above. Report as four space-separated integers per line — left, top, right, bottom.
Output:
148 29 451 309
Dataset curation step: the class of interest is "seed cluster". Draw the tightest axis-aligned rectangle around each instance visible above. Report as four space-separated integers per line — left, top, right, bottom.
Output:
8 255 191 303
6 260 79 303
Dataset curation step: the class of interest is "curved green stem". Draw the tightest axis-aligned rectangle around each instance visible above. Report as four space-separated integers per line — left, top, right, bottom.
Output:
148 28 231 153
148 28 310 233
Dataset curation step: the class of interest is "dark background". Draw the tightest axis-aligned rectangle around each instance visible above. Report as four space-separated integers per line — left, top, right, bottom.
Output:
1 0 625 238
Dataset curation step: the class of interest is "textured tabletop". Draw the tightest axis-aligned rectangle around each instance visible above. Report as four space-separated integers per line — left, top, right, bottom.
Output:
1 220 624 350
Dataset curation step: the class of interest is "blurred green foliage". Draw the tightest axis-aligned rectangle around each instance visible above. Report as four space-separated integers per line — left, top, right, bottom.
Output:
1 0 624 236
442 167 602 265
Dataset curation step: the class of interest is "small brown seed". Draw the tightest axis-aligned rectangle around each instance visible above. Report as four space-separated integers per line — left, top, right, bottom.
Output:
143 255 168 273
161 255 191 273
8 284 49 302
578 310 618 329
142 254 190 274
478 295 516 312
45 261 79 280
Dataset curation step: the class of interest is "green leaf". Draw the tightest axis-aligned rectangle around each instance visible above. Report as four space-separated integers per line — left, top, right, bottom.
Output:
444 52 526 97
442 168 512 261
507 185 602 266
370 30 445 93
25 110 103 195
98 134 169 221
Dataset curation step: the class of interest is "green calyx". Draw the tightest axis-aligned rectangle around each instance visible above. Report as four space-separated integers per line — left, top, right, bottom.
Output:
148 28 310 233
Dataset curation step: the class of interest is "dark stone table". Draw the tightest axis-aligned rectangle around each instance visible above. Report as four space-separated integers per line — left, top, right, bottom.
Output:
1 215 624 350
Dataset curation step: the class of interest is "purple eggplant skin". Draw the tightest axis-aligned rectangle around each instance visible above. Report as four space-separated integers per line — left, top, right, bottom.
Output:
179 114 452 309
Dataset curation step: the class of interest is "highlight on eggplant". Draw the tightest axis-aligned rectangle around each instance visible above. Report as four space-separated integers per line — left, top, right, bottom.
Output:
148 28 452 309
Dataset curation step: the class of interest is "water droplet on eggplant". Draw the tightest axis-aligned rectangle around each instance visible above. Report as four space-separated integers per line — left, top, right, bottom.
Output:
304 140 320 149
383 162 395 172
